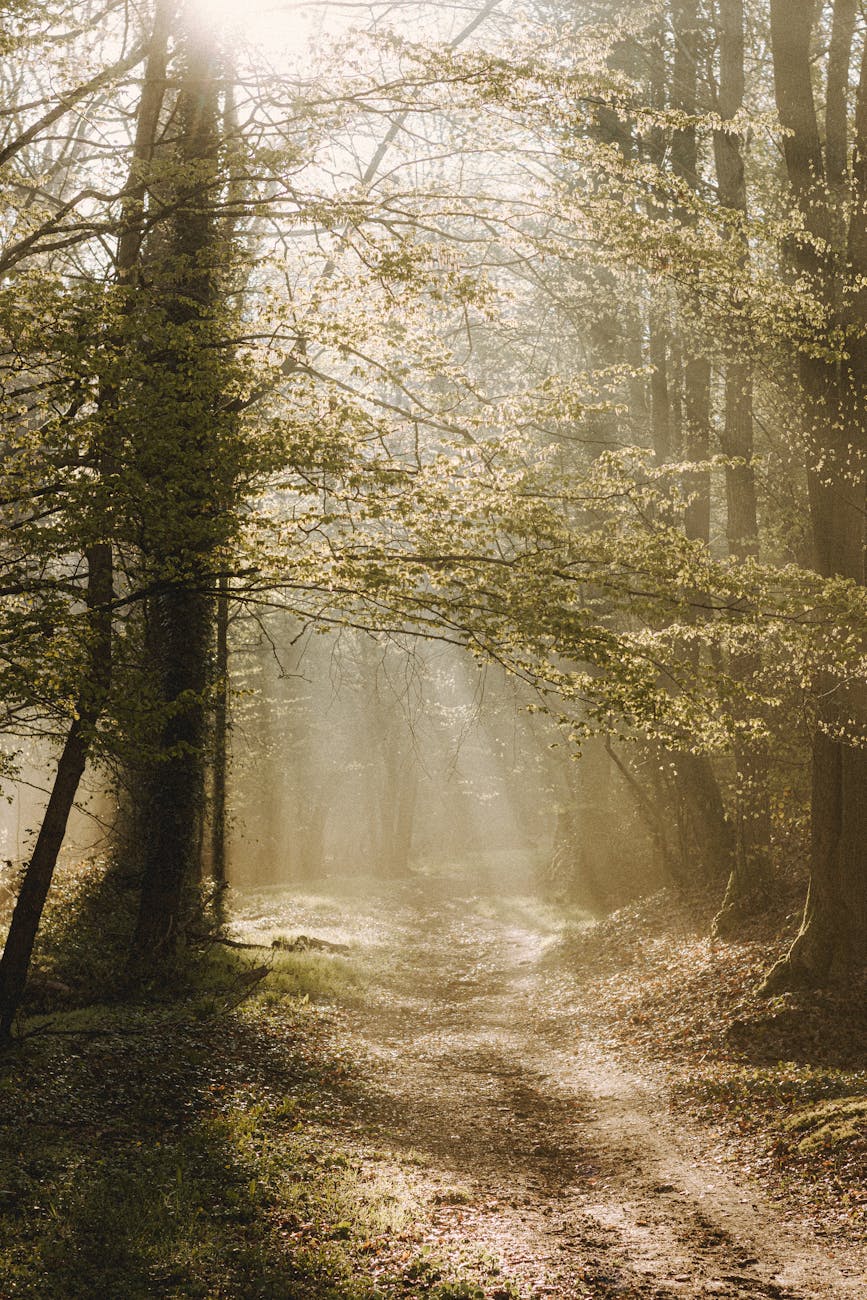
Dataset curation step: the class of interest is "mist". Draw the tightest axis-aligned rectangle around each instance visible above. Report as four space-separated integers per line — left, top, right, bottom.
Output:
226 616 651 904
2 0 866 1294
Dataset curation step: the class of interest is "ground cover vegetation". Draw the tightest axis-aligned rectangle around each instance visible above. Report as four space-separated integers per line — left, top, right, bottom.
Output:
1 0 867 1293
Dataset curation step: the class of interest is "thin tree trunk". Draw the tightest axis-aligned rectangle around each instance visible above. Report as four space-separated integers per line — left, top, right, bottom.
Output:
649 309 672 466
211 574 230 908
672 0 712 541
0 6 171 1041
390 762 418 876
573 739 613 906
0 544 112 1042
205 74 248 912
667 0 735 885
709 0 772 932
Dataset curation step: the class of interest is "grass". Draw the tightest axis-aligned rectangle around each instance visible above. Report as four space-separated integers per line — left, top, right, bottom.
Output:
257 949 360 1004
0 862 507 1298
0 978 503 1298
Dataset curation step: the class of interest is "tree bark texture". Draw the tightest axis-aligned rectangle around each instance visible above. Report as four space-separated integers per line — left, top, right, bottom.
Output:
128 20 226 977
130 584 213 970
764 0 867 987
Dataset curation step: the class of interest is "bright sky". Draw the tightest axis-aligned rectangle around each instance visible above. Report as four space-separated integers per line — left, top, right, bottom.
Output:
187 0 314 58
185 0 475 61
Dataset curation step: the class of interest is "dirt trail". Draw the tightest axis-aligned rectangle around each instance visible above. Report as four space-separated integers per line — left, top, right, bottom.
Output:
237 884 867 1299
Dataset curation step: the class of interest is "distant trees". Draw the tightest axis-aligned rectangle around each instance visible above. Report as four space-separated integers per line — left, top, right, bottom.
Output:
348 0 867 986
538 0 867 981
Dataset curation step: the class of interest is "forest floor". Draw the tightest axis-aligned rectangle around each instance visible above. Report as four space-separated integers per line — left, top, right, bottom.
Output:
225 874 867 1300
1 869 865 1297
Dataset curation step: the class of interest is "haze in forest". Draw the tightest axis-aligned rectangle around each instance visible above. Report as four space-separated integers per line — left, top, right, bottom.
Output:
1 1 867 1294
3 0 867 995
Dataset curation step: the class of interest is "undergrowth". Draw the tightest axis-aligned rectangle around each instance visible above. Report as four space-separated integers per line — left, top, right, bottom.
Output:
0 865 503 1298
563 885 867 1232
17 856 137 1009
0 992 504 1297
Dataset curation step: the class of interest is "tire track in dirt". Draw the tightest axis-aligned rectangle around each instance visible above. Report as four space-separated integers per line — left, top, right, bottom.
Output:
236 886 867 1298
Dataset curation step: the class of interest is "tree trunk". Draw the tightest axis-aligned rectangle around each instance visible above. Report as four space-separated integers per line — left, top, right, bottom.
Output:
0 544 112 1042
708 0 771 933
671 0 712 540
671 751 733 884
389 762 418 876
374 733 418 878
605 742 678 881
548 741 610 908
649 307 672 466
763 0 867 988
129 584 213 971
299 801 327 880
210 574 230 909
669 0 734 886
128 21 226 979
712 0 759 559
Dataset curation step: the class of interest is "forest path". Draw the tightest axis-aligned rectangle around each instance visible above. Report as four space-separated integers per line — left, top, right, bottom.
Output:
234 881 867 1299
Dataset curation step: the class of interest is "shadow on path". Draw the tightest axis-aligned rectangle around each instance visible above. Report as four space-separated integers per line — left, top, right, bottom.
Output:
247 881 866 1300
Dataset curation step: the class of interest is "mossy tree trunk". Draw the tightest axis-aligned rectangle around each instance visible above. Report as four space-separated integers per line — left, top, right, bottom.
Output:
128 14 237 980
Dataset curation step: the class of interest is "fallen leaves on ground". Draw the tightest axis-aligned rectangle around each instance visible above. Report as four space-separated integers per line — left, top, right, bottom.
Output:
551 887 867 1236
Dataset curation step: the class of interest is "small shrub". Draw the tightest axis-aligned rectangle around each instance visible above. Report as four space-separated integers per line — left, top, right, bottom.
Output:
28 857 138 1006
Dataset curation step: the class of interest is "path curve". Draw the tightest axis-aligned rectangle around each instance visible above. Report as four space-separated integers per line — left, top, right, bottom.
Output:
237 884 867 1299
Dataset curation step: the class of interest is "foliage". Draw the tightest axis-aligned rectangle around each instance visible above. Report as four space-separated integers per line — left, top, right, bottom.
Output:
24 857 137 1006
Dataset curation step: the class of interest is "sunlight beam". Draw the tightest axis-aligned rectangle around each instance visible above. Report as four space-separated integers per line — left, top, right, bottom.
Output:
185 0 308 55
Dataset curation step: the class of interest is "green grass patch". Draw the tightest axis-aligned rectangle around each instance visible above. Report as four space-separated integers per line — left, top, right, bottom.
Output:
783 1096 867 1152
674 1064 867 1225
0 961 503 1298
264 947 360 1003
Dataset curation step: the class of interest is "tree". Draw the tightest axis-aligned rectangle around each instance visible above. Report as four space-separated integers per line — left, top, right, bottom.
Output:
710 0 772 934
0 0 171 1039
125 9 241 978
762 0 867 987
